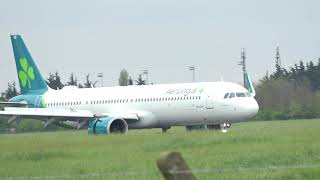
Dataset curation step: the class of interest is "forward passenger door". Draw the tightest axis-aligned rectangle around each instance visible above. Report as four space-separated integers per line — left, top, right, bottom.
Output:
206 96 214 109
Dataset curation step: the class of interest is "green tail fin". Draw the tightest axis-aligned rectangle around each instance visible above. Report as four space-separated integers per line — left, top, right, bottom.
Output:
11 35 48 95
244 73 256 97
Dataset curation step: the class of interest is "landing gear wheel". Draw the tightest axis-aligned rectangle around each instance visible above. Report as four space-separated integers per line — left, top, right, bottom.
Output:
222 123 231 133
226 123 231 128
185 126 193 131
162 127 170 133
207 123 231 133
207 124 222 130
186 125 207 131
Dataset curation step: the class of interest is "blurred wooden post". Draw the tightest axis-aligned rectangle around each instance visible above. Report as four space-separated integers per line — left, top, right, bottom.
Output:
157 152 196 180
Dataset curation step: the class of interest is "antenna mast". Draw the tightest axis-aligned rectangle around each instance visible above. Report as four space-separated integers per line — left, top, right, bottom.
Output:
238 48 247 86
97 73 103 87
276 44 281 67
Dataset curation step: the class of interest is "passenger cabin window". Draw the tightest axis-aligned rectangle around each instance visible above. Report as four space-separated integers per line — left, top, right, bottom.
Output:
229 93 235 98
246 92 251 97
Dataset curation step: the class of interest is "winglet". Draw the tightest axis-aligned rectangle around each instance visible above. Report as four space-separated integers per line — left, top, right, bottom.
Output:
244 73 256 97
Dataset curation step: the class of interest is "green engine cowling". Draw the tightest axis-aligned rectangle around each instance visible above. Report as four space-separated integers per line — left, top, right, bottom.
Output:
88 117 128 135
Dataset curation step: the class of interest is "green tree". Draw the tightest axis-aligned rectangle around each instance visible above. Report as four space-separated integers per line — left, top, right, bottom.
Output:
3 82 19 100
46 72 64 90
65 73 84 87
135 74 145 85
46 73 55 88
83 74 97 88
0 94 4 111
128 76 133 85
118 69 129 86
66 73 77 86
54 72 64 89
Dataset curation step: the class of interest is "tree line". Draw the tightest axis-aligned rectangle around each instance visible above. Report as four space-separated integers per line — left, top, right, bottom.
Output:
255 58 320 120
1 69 146 101
1 58 320 133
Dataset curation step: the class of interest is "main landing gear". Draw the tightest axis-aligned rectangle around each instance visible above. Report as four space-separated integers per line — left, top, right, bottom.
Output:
185 123 231 132
207 123 231 133
162 126 171 133
185 125 207 131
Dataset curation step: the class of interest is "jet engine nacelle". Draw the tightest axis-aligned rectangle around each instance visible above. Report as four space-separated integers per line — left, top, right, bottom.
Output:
88 117 128 135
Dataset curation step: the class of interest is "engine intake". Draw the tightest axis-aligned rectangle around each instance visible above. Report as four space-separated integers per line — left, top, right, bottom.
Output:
88 117 128 135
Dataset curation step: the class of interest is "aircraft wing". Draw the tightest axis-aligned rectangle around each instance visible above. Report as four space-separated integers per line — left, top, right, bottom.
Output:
0 107 94 118
95 110 155 126
0 102 28 107
0 107 141 128
95 112 140 122
0 107 94 128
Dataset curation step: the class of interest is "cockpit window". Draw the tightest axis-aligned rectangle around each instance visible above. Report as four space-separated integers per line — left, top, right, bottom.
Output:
229 93 235 98
236 92 246 97
224 93 229 99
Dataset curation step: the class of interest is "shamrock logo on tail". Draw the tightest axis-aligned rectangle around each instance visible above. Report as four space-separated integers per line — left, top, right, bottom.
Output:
18 58 35 88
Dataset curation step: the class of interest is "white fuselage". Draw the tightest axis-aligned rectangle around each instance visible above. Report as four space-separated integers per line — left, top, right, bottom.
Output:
42 81 259 129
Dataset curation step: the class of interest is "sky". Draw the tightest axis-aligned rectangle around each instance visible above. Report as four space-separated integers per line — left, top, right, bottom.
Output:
0 0 320 91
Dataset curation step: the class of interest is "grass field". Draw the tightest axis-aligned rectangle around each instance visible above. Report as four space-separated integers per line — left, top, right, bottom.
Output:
0 119 320 180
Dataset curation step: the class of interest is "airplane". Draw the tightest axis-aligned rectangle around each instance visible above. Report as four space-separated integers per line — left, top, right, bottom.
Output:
0 35 259 135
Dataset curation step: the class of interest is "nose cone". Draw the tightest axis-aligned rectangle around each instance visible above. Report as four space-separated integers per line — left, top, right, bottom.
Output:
246 98 259 119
